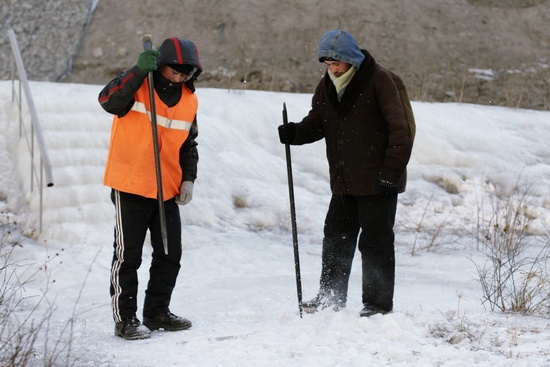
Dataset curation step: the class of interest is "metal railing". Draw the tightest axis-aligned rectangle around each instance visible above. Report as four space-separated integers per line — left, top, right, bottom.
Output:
7 28 54 234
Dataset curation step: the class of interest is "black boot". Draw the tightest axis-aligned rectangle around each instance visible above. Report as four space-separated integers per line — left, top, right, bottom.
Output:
359 304 391 317
302 297 322 313
115 316 151 340
302 295 345 313
143 310 192 331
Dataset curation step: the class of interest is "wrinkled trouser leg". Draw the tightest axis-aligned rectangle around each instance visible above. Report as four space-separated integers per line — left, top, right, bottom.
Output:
357 194 397 311
318 195 360 306
110 190 149 323
143 198 182 317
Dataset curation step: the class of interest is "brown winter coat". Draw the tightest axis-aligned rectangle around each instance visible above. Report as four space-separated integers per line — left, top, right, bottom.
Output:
291 50 413 196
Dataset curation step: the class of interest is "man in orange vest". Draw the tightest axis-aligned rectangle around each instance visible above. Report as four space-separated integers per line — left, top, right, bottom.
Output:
98 37 201 340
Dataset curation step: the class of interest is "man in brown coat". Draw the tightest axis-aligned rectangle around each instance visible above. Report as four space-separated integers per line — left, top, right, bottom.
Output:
278 30 413 317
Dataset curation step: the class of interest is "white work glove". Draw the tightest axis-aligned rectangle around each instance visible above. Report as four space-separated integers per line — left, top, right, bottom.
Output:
175 181 194 206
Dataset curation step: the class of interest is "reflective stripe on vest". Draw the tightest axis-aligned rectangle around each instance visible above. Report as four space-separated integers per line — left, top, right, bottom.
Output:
103 80 198 199
131 101 193 131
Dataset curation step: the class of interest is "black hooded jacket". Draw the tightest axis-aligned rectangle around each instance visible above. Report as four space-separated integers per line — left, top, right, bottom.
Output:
98 37 201 183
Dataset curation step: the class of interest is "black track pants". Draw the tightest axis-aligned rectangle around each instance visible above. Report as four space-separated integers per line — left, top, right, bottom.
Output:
110 190 182 323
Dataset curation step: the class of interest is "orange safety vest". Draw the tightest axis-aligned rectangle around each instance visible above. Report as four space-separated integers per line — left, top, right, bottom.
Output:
103 80 198 199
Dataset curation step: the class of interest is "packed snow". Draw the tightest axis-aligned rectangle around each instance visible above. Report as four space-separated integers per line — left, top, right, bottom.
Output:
1 80 550 366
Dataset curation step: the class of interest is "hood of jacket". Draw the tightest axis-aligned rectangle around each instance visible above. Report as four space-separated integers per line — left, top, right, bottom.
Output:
157 37 202 78
317 30 365 69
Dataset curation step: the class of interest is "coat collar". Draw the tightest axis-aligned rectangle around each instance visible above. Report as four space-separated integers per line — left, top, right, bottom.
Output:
322 50 377 115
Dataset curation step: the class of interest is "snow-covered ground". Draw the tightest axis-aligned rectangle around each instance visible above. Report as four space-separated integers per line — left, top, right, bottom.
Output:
1 80 550 366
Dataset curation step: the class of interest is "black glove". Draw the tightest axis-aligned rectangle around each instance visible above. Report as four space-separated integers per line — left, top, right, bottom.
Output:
136 49 160 74
379 179 398 196
278 123 296 144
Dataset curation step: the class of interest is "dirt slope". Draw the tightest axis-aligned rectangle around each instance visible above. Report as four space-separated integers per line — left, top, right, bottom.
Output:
64 0 550 109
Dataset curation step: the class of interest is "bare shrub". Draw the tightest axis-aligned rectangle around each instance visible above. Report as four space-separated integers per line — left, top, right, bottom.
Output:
471 183 550 315
0 215 41 366
409 195 459 255
0 212 83 366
